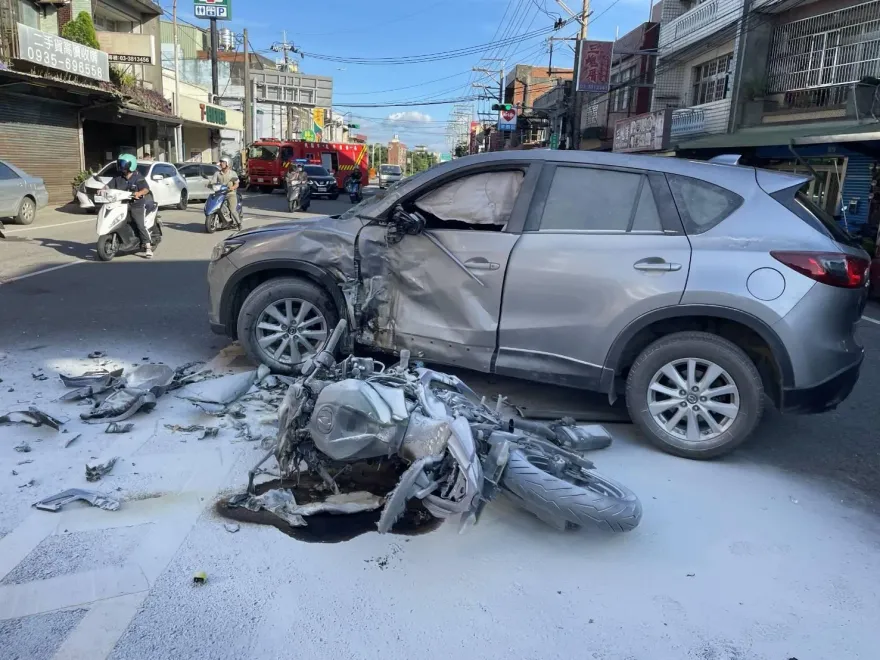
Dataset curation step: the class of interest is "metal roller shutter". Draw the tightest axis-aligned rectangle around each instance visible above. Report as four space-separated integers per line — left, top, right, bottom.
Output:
0 95 81 204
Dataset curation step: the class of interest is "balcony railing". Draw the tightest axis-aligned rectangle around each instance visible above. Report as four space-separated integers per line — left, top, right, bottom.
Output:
670 98 731 138
659 0 740 55
670 108 706 136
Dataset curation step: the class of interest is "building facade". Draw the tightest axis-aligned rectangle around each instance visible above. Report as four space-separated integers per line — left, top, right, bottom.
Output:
581 20 660 150
651 0 880 231
0 0 177 202
387 135 407 166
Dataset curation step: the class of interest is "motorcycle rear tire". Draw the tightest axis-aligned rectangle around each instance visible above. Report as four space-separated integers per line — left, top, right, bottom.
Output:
205 214 218 234
96 234 118 262
501 448 641 533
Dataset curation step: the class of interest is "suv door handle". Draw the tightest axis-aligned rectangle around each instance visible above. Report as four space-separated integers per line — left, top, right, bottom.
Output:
634 258 681 272
464 257 500 271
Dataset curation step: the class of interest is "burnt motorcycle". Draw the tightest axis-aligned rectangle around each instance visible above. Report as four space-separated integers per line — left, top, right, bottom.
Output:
246 320 642 534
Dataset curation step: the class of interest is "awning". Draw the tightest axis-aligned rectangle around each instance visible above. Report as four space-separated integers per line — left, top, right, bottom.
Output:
675 119 880 151
118 106 182 126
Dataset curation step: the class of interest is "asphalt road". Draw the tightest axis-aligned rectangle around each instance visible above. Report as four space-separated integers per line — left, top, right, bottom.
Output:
2 192 880 511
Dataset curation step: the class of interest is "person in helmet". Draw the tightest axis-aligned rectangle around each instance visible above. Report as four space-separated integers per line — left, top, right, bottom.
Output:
105 153 155 258
210 157 241 226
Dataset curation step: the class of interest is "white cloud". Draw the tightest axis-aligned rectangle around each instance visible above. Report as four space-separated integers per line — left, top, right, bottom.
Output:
386 111 433 123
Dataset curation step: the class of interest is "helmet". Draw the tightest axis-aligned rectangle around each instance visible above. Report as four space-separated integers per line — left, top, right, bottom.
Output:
219 157 229 165
116 154 137 173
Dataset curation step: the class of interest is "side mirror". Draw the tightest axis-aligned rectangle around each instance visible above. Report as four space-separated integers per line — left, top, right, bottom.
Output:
152 174 165 181
387 206 425 245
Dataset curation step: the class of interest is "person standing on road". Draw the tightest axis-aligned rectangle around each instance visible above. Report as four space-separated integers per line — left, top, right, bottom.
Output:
106 153 154 258
211 157 241 226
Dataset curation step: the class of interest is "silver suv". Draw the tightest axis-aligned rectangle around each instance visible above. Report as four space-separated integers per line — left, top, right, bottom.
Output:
208 151 868 459
378 164 403 188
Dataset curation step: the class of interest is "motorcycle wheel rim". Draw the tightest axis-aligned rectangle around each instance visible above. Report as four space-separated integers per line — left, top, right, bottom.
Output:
255 298 329 366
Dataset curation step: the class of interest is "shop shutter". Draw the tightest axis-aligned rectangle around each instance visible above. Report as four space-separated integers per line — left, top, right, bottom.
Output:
841 154 872 228
0 96 81 204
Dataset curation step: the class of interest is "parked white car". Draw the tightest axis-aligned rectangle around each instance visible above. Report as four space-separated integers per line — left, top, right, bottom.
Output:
175 162 220 201
76 160 188 212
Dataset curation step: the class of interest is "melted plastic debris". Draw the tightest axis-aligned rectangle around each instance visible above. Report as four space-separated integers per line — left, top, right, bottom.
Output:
86 457 118 482
0 407 63 430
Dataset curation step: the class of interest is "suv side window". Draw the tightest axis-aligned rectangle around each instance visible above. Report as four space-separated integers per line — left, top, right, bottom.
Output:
538 166 661 232
413 170 524 231
667 173 742 234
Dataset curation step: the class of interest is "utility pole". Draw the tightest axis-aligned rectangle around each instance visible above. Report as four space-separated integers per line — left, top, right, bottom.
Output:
210 18 219 100
243 29 253 147
271 33 296 71
558 0 590 150
172 0 183 161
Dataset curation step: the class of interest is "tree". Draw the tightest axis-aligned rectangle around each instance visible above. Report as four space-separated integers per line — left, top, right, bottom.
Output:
61 12 101 51
454 144 468 158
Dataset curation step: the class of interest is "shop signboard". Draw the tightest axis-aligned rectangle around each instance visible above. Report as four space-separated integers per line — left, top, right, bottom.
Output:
613 109 672 153
16 23 109 83
576 40 613 93
194 0 231 20
549 133 559 149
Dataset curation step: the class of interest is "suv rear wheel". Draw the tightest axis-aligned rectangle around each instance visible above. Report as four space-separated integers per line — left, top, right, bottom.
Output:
625 331 764 459
237 277 338 375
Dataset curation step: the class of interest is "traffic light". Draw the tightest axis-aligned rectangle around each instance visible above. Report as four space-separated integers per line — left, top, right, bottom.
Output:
491 103 514 111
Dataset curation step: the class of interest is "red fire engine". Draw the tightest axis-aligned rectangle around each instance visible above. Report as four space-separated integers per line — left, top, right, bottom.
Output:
245 138 369 193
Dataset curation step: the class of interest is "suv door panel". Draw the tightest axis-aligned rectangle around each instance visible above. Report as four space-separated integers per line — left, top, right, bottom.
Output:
357 163 539 372
497 164 692 390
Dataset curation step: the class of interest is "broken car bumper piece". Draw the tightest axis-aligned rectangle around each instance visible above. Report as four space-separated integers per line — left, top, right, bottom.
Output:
33 489 120 512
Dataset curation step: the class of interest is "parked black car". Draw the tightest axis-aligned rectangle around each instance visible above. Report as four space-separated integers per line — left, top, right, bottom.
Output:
304 165 339 200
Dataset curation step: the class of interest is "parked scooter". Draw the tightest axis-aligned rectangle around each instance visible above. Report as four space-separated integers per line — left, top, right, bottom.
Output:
204 184 243 234
94 189 161 261
346 175 363 203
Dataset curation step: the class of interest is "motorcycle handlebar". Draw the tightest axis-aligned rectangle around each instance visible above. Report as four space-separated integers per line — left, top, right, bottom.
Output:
324 319 347 355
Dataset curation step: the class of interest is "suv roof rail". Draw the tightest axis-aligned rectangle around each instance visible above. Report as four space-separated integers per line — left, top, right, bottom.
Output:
708 154 743 166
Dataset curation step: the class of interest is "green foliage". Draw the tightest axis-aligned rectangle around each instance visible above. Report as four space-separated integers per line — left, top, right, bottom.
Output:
110 65 136 89
61 12 101 50
454 144 468 158
410 151 436 175
72 169 93 188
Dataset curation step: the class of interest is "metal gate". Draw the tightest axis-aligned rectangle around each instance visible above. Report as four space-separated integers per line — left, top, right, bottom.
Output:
0 95 81 204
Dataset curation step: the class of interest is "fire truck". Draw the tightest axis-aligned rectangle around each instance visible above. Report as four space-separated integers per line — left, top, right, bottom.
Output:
245 138 369 193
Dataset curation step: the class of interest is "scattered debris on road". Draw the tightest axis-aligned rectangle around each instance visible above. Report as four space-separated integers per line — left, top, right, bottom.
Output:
223 523 240 533
17 459 33 465
18 479 36 489
33 488 120 512
61 433 81 448
0 407 63 430
14 441 31 453
88 351 106 359
32 371 48 381
105 422 134 434
177 370 257 407
60 368 124 389
86 456 118 482
193 571 207 584
227 488 386 529
164 424 219 440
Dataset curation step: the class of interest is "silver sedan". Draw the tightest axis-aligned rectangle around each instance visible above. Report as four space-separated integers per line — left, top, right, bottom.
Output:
0 159 49 225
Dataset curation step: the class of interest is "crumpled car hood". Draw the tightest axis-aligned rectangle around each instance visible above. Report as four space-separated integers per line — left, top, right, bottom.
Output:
232 215 340 240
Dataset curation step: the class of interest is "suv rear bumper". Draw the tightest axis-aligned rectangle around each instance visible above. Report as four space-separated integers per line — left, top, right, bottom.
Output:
780 352 863 414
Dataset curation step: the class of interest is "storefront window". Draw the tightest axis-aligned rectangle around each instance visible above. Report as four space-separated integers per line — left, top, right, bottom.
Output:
17 0 40 29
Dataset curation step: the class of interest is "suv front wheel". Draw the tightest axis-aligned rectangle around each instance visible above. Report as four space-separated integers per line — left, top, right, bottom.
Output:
625 331 764 459
237 277 339 375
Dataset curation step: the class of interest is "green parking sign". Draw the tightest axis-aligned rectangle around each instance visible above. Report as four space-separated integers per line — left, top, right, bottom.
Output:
194 0 231 20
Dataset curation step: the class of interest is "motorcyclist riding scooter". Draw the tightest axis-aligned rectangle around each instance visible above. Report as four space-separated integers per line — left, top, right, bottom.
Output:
285 163 311 213
345 167 363 203
104 154 155 258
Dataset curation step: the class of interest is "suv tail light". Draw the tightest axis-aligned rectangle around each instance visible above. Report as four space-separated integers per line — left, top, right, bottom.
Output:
771 251 870 289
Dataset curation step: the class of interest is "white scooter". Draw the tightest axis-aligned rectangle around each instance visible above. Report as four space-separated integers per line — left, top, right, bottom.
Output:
94 189 162 262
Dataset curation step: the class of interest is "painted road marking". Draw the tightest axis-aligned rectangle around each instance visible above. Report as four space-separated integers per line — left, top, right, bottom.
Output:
0 260 85 286
861 315 880 325
4 217 94 233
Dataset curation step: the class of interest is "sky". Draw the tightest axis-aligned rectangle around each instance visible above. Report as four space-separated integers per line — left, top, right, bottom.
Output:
158 0 656 151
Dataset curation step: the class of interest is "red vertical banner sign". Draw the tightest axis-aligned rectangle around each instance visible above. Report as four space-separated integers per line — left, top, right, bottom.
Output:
576 40 613 93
